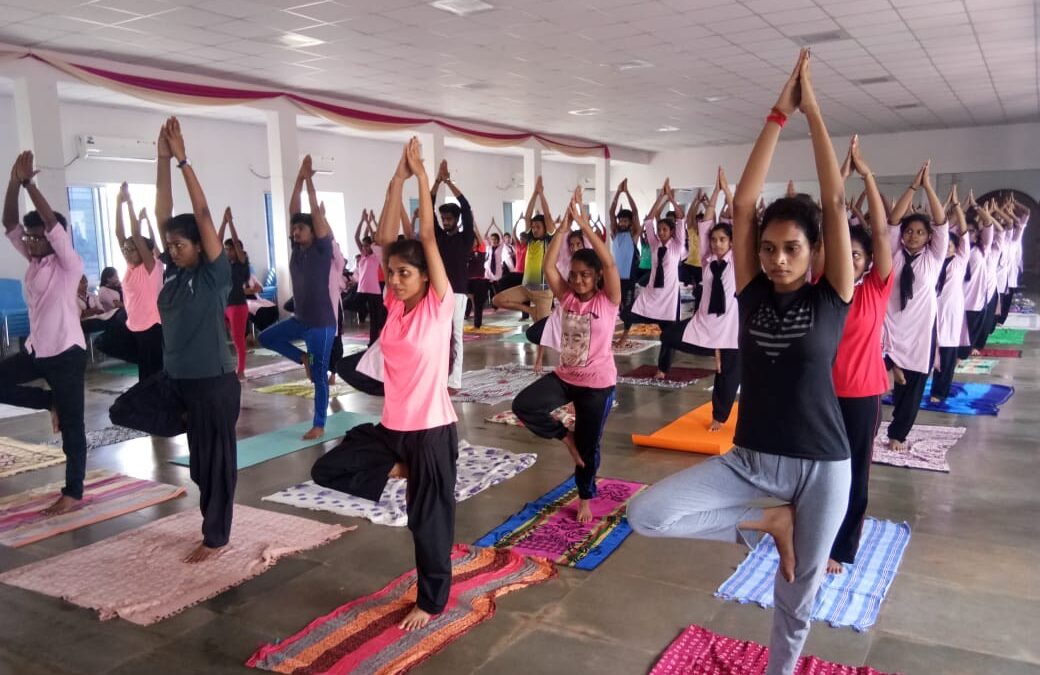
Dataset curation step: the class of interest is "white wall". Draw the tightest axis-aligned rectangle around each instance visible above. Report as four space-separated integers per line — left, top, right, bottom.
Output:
0 96 593 283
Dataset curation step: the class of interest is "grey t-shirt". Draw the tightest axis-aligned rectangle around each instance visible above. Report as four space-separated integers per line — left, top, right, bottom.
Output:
158 251 235 379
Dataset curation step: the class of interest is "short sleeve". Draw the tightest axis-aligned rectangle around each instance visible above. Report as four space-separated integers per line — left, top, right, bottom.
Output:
199 252 232 290
46 225 83 273
813 275 851 311
313 234 333 259
737 270 770 302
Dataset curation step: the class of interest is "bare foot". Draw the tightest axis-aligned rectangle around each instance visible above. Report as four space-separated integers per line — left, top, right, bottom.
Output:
576 499 593 523
929 396 942 404
184 542 223 564
709 419 723 432
653 370 667 380
302 426 324 440
888 438 906 452
388 462 409 480
328 373 337 386
562 432 586 468
971 348 980 357
41 494 79 515
237 372 246 382
399 605 432 631
742 504 796 583
301 354 312 381
827 558 844 575
892 365 906 386
50 409 60 434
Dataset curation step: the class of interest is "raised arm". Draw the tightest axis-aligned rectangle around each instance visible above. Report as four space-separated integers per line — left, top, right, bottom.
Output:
164 117 222 263
301 158 331 240
3 153 28 233
538 187 554 234
155 128 173 243
226 206 244 259
888 164 924 225
734 50 809 293
542 199 570 300
523 177 542 228
919 162 949 261
398 201 413 239
799 56 852 299
141 208 162 255
648 178 670 222
115 182 130 248
850 136 892 281
354 209 366 250
608 178 624 235
704 168 722 222
407 140 449 300
289 161 306 217
125 186 155 272
12 152 60 233
574 187 621 304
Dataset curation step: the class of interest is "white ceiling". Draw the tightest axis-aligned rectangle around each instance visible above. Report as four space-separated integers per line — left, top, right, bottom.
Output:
0 0 1036 152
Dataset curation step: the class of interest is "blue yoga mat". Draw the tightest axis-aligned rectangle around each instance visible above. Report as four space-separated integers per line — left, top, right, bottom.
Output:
169 411 378 469
883 381 1014 416
716 518 911 632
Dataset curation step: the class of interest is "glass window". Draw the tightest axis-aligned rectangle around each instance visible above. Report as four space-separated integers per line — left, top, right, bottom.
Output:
66 186 106 288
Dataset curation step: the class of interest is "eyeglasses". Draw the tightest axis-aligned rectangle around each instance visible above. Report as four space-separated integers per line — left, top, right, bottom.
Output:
20 234 47 243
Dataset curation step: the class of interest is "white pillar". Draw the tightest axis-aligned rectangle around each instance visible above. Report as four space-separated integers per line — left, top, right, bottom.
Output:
12 60 68 215
419 129 446 208
522 145 542 206
264 103 299 312
593 156 610 223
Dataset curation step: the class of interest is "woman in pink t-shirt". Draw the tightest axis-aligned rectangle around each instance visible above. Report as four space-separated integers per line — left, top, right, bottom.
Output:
311 138 456 632
827 137 894 576
512 187 621 524
354 209 385 345
114 183 165 380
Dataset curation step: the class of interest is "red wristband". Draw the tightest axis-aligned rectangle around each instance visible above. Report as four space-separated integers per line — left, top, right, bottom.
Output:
766 113 787 128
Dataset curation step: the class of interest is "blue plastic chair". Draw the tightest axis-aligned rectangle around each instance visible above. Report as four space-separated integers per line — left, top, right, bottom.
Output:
0 278 29 357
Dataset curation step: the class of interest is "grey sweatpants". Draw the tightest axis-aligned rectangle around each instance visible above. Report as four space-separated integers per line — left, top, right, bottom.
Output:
448 293 467 390
627 446 850 675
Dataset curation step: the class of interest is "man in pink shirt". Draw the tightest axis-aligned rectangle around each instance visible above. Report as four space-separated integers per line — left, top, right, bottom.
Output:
0 151 88 514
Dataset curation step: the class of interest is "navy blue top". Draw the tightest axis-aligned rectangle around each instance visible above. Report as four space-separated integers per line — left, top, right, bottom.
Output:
290 234 335 328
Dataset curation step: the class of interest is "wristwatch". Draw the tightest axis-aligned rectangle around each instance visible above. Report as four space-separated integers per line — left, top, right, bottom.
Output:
177 158 191 169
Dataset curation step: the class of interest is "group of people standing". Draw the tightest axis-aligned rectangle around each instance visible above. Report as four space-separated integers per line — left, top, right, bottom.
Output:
0 48 1030 675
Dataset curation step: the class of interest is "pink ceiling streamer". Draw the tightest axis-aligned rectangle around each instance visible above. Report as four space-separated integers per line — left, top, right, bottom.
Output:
14 50 610 159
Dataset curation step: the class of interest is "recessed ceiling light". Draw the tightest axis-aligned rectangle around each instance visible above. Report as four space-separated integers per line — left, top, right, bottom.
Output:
614 59 654 71
854 76 895 85
430 0 493 17
279 32 324 49
892 103 923 110
447 81 493 90
703 95 727 103
657 126 680 132
792 29 851 46
568 108 601 116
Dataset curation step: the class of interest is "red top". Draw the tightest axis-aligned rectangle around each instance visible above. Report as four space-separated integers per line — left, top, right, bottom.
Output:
515 242 527 274
832 267 894 398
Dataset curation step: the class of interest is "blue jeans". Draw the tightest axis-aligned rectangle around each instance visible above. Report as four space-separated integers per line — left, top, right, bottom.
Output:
259 318 335 428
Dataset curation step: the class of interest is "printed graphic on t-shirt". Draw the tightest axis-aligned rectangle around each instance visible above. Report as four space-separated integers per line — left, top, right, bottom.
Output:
747 298 812 360
560 309 592 367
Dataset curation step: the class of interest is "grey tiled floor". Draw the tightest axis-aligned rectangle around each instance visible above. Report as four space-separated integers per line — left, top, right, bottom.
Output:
1 300 1038 675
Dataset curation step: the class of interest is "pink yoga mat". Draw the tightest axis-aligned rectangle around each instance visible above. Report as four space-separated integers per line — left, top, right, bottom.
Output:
651 625 899 674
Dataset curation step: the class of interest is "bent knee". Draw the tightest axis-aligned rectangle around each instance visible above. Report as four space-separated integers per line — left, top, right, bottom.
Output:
626 492 669 537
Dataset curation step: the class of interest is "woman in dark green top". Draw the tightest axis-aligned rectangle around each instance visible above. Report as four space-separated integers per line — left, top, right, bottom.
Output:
155 117 240 564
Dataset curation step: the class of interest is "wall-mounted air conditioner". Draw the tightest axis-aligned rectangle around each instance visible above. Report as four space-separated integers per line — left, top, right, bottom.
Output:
304 154 335 175
76 135 157 163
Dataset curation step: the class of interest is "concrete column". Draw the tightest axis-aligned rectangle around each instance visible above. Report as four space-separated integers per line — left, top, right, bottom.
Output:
264 103 299 312
593 155 610 223
522 145 542 209
419 129 446 207
12 60 68 215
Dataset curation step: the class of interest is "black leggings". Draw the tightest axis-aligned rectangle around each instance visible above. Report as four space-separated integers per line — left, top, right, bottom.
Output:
467 278 490 328
171 373 241 548
886 361 928 443
133 323 164 381
511 373 615 500
931 346 959 401
619 279 637 329
364 292 386 346
312 422 458 614
830 395 882 564
656 320 739 423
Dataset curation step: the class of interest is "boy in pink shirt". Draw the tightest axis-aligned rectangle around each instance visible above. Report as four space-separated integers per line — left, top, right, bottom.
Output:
0 151 88 515
512 187 622 524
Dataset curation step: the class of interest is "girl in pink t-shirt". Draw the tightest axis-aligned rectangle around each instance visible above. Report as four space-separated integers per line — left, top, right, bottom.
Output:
311 138 457 633
512 187 621 524
114 183 165 380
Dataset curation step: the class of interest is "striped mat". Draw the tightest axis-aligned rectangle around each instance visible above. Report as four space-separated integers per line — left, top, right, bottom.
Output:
473 476 646 570
246 545 556 675
0 437 66 479
0 470 186 548
255 378 357 399
651 624 898 674
715 518 911 632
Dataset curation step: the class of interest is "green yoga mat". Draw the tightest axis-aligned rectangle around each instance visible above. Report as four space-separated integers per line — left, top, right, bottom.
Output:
101 363 138 377
502 332 531 344
169 410 378 469
988 328 1027 346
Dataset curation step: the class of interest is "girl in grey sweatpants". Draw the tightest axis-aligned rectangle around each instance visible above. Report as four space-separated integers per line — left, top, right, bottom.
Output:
627 448 849 674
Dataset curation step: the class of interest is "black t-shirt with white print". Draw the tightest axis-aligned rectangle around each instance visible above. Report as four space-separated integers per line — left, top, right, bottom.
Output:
734 272 851 461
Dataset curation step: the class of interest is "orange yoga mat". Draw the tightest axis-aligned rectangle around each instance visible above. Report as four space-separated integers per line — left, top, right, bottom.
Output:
631 402 737 455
